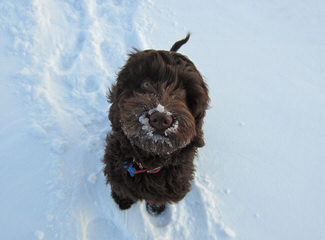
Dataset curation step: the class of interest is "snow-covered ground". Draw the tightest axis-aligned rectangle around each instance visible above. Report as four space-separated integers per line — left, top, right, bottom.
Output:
1 0 324 239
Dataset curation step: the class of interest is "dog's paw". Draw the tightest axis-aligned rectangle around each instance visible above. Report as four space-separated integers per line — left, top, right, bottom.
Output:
118 199 134 210
111 191 135 210
145 202 166 216
143 202 173 228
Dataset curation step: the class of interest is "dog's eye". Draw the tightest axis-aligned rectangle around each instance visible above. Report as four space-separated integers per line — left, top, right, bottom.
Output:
142 81 151 89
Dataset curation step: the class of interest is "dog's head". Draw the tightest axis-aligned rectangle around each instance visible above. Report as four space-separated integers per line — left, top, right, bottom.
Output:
109 34 209 155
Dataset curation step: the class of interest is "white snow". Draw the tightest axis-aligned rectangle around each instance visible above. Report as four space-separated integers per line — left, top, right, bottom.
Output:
222 225 237 238
148 103 171 115
155 104 165 113
164 120 179 136
147 104 169 116
1 0 325 240
139 114 152 131
34 230 45 240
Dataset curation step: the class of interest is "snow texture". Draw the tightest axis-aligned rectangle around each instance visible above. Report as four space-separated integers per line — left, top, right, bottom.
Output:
1 0 325 240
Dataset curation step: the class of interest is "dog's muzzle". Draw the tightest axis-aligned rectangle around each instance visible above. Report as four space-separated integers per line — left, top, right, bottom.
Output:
149 111 173 133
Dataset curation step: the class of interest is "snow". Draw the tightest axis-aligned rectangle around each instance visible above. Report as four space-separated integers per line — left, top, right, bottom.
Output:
34 230 45 240
139 113 153 133
148 104 171 115
1 0 325 240
164 120 179 136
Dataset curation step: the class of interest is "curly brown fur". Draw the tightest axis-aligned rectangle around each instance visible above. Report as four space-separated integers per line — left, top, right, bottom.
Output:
103 34 209 210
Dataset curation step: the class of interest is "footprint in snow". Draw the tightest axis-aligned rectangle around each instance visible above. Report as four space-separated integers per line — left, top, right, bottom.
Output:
83 75 100 93
59 32 86 72
100 40 124 69
50 138 67 154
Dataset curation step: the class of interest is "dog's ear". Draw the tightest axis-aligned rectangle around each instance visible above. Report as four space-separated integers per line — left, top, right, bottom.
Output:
108 83 117 103
109 64 131 103
182 72 209 147
108 82 123 131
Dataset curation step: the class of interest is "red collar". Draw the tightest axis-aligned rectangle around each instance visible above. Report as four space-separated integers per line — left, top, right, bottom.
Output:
124 157 162 177
133 158 162 174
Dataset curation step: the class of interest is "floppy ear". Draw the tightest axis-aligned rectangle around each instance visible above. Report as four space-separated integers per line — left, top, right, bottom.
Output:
182 71 209 147
108 83 122 131
108 78 129 132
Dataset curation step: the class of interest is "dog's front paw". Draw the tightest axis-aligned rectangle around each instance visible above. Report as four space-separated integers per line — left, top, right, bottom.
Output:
117 198 134 210
112 191 135 210
145 202 166 216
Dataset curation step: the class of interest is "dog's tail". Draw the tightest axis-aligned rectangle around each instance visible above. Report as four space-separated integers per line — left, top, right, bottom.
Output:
170 33 190 52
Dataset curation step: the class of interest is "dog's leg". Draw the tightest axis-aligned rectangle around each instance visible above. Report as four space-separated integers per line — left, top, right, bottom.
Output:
111 191 135 210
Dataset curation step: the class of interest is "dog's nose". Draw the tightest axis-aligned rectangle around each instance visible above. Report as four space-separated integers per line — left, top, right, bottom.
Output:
149 112 173 130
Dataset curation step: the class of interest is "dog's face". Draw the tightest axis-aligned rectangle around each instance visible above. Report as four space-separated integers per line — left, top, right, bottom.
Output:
109 50 209 155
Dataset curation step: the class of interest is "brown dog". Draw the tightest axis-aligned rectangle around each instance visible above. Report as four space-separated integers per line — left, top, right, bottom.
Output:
103 34 209 215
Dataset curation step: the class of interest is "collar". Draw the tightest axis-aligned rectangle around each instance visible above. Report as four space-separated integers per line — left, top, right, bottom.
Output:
123 157 162 177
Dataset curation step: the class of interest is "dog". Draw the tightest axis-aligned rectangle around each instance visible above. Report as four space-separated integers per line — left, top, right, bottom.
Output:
103 34 209 215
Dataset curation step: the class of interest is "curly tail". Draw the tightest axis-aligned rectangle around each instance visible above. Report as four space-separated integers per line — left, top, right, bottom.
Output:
170 33 191 52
